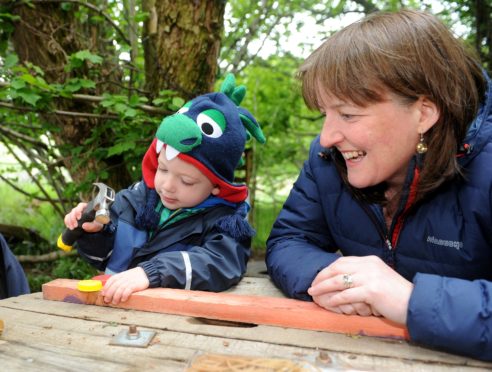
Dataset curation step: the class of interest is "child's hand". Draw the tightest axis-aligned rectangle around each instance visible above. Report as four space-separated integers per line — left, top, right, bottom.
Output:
64 202 104 233
101 267 150 305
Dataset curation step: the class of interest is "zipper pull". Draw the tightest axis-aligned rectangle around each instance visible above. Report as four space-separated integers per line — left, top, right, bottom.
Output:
385 238 393 250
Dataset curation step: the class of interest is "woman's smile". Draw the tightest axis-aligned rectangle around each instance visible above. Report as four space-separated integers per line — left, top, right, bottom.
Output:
341 150 367 162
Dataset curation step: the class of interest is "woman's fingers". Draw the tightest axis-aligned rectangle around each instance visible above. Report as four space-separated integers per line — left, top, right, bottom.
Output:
309 272 357 296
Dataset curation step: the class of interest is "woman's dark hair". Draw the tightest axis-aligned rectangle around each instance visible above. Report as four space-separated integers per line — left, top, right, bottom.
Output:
299 9 486 203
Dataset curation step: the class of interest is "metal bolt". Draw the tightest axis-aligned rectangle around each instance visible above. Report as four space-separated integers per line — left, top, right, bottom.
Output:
126 325 140 340
316 350 332 365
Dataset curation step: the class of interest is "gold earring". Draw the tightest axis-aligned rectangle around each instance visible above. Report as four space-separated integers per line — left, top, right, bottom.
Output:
416 132 428 154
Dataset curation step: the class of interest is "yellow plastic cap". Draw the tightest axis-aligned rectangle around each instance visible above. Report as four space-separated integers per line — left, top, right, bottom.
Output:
57 234 73 252
77 279 103 292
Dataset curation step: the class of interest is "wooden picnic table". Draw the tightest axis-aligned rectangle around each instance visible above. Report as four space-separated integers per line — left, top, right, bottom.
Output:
0 275 491 371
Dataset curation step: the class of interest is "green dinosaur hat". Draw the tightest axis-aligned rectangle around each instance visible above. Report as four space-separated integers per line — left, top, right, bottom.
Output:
142 74 266 203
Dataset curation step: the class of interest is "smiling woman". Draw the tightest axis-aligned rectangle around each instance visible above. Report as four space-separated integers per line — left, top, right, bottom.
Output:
266 9 492 361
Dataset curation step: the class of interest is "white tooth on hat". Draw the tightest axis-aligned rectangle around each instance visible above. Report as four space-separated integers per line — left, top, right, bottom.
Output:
165 145 180 160
156 139 164 154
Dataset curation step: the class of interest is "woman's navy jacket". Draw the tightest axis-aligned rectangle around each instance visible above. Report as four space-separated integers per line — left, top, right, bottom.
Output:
76 182 250 292
267 77 492 361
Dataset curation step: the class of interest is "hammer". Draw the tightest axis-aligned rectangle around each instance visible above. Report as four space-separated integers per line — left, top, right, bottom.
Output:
57 182 115 252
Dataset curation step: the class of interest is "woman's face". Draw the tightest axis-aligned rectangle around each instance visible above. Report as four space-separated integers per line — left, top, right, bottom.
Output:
318 90 426 192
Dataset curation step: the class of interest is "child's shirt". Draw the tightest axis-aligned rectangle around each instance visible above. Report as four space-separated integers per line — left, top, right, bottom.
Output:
154 196 236 231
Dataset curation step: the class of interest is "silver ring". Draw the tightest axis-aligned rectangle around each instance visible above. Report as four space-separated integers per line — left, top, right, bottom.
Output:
342 273 353 289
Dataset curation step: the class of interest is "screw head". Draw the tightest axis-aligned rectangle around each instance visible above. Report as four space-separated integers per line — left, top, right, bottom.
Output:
127 325 140 340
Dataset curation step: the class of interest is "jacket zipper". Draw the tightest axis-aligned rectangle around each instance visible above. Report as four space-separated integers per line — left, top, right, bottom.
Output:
357 167 420 267
359 203 396 266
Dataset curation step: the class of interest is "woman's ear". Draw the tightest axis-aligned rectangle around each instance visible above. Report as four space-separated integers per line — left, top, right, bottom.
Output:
419 97 440 132
211 186 220 196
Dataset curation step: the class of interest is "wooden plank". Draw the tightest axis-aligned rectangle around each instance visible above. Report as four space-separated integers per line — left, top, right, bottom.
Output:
42 278 408 340
0 293 451 366
225 276 285 297
8 290 492 369
3 278 490 371
2 302 486 372
0 306 361 371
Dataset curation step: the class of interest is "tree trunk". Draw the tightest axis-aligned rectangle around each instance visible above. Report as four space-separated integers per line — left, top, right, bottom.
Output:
474 0 492 71
10 2 132 192
142 0 226 99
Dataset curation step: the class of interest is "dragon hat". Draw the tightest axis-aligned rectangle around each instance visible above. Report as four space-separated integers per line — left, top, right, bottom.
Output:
142 74 266 203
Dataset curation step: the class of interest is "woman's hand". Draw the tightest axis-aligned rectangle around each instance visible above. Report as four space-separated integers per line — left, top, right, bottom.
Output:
308 255 413 324
309 289 378 317
101 267 150 305
64 202 104 233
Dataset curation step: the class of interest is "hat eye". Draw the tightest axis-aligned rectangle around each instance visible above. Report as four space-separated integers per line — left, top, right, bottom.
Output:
196 110 226 138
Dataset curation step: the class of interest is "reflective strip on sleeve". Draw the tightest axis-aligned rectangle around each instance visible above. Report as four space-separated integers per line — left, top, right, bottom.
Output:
181 251 192 290
84 250 112 262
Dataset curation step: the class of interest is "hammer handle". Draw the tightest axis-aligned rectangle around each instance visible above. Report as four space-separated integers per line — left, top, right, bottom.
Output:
57 202 96 251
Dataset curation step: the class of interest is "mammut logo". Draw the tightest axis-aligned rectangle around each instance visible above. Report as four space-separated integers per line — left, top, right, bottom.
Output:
427 236 463 250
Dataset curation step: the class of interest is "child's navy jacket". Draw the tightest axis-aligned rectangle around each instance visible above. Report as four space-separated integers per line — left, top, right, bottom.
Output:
76 181 251 292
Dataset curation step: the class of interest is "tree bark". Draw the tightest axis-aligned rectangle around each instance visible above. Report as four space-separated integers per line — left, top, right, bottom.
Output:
142 0 226 99
474 0 492 71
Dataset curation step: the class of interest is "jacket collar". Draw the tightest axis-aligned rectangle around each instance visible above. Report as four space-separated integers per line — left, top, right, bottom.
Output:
458 71 492 165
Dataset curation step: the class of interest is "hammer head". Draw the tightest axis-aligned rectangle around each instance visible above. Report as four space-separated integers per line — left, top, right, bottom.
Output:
91 182 115 224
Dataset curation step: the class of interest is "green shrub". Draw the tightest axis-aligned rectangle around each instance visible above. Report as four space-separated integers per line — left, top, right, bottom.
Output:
0 183 64 243
251 200 284 256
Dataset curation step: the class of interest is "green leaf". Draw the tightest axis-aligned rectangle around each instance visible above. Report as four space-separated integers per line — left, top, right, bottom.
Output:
4 53 18 68
10 78 26 90
60 2 72 11
20 74 38 85
134 12 149 23
99 170 109 180
100 100 114 108
65 80 82 93
114 103 127 113
129 94 140 106
107 141 136 157
171 97 185 110
74 50 103 65
158 89 177 97
67 50 103 71
90 15 104 24
79 79 96 89
123 108 137 118
65 78 96 92
0 13 21 21
152 98 165 105
18 91 41 106
19 74 52 91
32 65 45 76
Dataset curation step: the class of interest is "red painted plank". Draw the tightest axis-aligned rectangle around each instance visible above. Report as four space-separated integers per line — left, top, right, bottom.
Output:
42 279 409 340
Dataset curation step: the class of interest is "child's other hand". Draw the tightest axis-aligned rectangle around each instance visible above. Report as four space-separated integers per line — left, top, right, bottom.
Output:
101 267 150 305
64 202 103 233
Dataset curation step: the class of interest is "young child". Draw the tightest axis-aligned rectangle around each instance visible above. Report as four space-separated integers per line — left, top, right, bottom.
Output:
64 74 265 304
